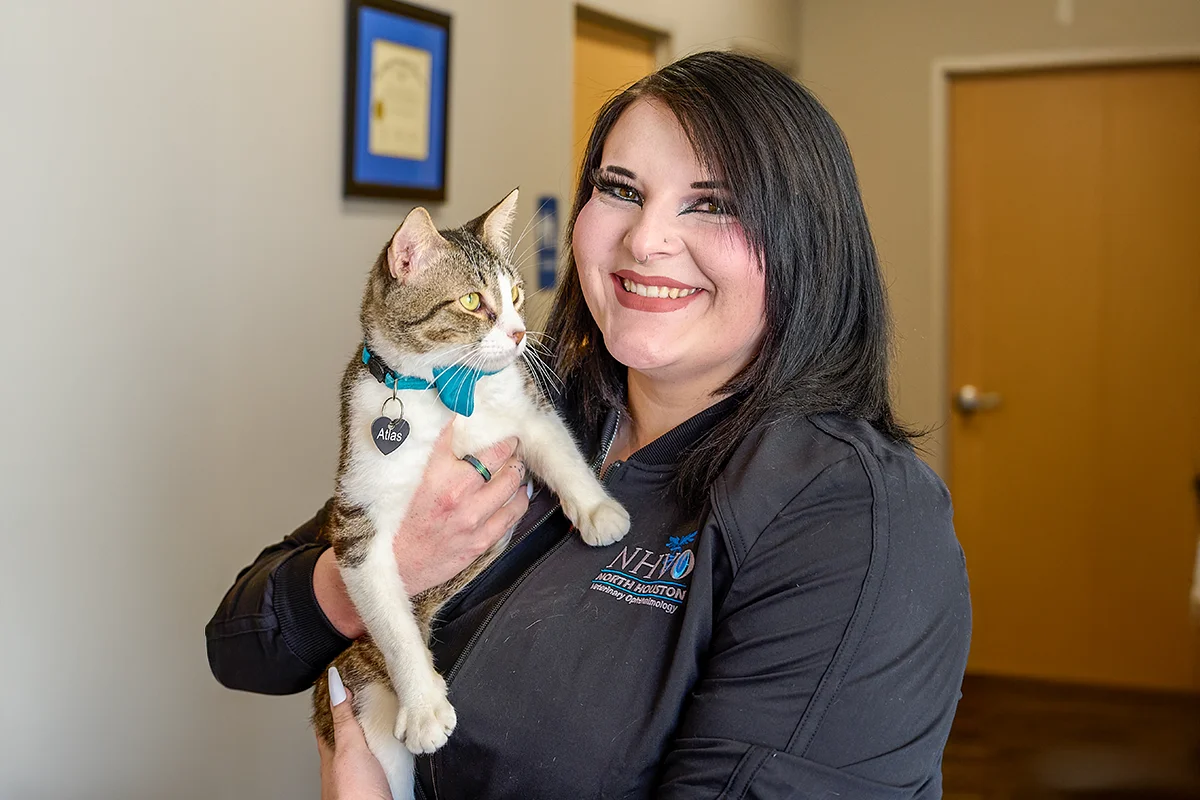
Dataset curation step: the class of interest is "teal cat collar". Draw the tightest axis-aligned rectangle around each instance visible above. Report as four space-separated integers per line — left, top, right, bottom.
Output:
460 454 492 482
361 344 501 417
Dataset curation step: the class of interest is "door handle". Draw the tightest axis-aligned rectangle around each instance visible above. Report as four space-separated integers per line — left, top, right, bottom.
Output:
955 384 1002 414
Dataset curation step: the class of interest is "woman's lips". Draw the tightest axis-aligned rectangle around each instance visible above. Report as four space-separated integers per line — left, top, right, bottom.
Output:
610 272 704 313
613 269 699 293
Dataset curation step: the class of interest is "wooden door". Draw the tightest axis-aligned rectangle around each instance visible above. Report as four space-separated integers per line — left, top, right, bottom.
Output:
949 64 1200 692
573 11 658 185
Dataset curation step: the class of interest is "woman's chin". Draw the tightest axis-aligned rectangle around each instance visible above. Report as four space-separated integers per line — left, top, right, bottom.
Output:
604 339 677 373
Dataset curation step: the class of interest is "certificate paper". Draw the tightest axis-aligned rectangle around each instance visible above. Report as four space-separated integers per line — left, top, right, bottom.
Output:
368 39 432 161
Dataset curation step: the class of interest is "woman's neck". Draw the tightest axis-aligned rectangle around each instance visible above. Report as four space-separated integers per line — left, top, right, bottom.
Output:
607 369 725 465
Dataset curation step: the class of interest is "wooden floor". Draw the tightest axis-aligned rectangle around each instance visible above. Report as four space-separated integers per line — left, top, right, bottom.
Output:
944 675 1200 799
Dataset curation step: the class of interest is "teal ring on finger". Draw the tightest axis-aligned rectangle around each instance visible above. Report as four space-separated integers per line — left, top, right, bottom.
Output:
460 454 492 483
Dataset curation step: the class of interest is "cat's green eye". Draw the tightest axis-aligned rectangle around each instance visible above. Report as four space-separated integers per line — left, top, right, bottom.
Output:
460 292 482 311
511 285 522 304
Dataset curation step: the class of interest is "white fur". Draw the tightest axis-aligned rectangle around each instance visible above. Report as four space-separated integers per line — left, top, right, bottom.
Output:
336 265 631 783
356 682 415 800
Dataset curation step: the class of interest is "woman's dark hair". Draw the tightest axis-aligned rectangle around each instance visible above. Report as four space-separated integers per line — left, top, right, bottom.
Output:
546 50 913 504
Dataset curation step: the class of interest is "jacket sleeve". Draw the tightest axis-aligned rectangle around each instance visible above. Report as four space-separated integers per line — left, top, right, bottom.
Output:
655 455 971 799
205 499 353 695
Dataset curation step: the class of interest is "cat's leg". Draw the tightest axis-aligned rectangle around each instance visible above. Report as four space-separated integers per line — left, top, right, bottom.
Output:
357 682 418 800
515 411 630 547
335 506 456 754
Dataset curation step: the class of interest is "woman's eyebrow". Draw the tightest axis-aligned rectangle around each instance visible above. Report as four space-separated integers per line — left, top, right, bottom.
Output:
599 166 724 190
600 165 637 179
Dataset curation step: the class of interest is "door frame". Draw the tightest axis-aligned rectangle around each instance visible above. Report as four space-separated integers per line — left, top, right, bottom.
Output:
575 4 672 65
929 45 1200 484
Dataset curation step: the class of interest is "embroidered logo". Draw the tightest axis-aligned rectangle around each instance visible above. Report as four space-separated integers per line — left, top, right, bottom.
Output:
589 531 698 615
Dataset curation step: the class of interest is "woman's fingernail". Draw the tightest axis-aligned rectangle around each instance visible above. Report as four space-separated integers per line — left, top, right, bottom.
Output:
526 481 534 500
328 666 347 707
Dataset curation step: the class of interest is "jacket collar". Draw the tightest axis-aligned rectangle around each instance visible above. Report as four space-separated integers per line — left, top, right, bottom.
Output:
596 395 741 469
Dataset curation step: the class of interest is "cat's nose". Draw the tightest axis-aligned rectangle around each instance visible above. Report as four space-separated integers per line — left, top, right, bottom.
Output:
510 330 525 345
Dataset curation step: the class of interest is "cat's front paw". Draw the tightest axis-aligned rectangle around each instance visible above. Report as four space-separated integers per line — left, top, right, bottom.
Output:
570 497 631 547
394 688 457 754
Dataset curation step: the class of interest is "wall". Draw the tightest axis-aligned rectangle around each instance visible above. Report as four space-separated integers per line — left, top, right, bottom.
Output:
588 0 797 64
0 1 795 798
797 0 1200 475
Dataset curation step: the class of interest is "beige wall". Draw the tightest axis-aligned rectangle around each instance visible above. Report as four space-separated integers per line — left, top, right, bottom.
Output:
593 0 797 63
0 2 795 798
797 0 1200 476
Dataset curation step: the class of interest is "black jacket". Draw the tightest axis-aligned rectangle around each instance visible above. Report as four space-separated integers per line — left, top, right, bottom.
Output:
207 405 971 799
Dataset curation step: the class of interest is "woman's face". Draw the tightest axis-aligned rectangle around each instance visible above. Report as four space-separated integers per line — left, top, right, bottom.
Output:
572 99 768 391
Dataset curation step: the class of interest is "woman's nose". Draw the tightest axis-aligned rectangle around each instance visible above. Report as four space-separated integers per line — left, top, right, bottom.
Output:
625 202 683 264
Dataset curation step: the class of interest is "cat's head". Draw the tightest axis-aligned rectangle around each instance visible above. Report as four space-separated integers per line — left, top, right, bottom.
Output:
363 188 527 374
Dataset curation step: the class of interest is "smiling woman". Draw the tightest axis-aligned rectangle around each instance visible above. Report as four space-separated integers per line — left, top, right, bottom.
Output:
551 52 909 505
207 50 971 800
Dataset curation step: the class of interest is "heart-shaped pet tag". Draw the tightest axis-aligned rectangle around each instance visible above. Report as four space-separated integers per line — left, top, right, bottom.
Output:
371 416 411 455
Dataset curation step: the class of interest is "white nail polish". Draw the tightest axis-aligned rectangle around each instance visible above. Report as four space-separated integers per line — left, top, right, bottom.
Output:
526 481 534 500
328 666 347 707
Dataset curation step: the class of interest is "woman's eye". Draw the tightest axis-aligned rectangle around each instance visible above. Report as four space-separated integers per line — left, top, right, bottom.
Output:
591 171 641 204
696 198 731 215
511 285 522 303
460 292 481 311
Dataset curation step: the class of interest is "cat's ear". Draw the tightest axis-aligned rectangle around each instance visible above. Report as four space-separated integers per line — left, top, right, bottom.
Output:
467 188 519 255
388 207 446 282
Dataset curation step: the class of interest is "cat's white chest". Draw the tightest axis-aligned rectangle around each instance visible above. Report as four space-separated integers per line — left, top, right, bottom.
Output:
340 369 530 513
342 379 452 513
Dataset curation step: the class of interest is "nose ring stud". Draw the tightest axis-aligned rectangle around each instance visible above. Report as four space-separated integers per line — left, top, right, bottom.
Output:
635 255 647 265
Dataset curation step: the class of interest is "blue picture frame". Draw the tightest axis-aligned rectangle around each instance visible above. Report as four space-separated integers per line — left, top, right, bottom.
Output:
344 0 451 200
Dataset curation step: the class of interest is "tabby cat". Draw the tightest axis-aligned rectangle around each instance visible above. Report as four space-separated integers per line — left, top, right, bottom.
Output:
311 189 630 800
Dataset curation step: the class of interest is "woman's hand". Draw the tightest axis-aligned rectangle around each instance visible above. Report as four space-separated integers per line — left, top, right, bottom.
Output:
313 429 530 638
317 667 392 800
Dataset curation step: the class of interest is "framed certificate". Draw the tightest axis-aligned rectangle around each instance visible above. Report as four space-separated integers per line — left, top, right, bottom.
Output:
344 0 451 200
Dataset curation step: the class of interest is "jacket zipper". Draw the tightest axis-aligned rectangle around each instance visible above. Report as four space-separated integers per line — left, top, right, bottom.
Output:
430 412 623 799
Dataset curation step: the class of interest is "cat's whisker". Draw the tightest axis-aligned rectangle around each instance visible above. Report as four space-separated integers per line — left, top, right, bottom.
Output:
415 349 472 368
512 235 537 261
506 218 534 262
456 348 492 378
527 360 564 398
527 349 557 372
522 347 564 393
512 242 541 273
527 346 562 379
526 339 556 351
439 347 485 374
520 351 549 393
524 338 557 361
528 359 559 393
506 206 544 264
413 342 478 369
510 231 548 267
415 342 476 360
